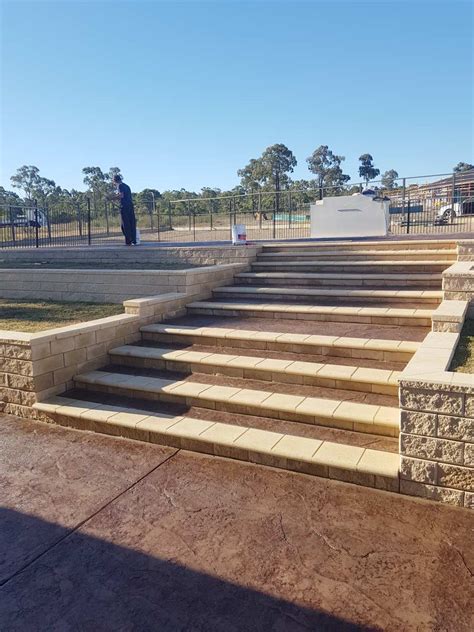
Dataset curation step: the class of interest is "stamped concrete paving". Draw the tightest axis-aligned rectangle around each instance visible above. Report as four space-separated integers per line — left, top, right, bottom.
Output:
1 414 473 631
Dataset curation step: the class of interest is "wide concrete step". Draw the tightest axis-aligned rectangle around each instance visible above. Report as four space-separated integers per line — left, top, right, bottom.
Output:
236 271 442 288
109 345 401 395
34 396 400 492
252 260 454 273
212 285 442 307
74 370 400 437
141 323 420 362
186 300 433 327
257 250 456 262
262 240 456 253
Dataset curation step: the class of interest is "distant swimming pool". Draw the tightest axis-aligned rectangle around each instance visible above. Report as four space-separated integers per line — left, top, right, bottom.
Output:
274 214 309 222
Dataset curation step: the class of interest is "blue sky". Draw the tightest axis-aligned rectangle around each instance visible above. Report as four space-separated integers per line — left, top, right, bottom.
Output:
1 0 473 193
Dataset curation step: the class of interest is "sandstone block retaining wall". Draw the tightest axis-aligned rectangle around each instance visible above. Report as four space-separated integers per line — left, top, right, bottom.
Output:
0 292 193 419
0 262 246 303
0 244 261 267
399 328 474 509
0 262 245 418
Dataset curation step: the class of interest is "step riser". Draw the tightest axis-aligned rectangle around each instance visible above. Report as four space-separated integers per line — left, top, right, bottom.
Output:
212 291 440 308
141 332 415 362
236 278 441 289
109 354 398 396
257 253 456 262
252 264 451 273
76 381 398 437
186 306 431 327
37 409 399 492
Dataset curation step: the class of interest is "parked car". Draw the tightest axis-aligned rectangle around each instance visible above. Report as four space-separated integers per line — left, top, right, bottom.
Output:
434 196 474 225
9 208 47 228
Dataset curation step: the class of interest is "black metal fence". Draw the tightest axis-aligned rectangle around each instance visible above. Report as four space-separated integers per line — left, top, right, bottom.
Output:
1 171 473 249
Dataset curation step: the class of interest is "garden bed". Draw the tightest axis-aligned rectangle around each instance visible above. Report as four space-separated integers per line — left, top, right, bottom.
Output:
0 300 123 332
450 319 474 373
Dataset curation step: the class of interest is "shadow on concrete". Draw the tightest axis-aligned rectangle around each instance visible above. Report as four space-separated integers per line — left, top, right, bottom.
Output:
0 507 375 631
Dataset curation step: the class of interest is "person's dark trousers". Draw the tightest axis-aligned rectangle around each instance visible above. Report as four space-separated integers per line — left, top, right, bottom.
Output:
120 206 137 244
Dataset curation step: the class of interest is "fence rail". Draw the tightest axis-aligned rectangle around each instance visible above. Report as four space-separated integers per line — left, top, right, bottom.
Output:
1 171 473 249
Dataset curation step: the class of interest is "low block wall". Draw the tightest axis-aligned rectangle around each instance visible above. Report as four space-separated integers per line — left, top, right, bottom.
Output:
399 327 474 509
0 262 245 303
0 292 196 419
0 244 261 267
0 261 244 417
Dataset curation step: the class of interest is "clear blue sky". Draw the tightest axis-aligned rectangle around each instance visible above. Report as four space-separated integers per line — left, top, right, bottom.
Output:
1 0 473 193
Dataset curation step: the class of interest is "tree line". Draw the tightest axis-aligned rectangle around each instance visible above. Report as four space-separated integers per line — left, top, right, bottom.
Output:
0 147 472 226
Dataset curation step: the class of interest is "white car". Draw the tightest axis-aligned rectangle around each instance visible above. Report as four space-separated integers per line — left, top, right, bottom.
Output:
13 208 47 228
434 196 474 225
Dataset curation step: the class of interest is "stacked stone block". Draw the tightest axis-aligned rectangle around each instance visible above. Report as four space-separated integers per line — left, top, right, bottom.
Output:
400 380 474 509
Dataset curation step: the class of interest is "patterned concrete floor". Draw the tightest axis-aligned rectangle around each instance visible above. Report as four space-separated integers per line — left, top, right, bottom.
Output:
1 413 473 631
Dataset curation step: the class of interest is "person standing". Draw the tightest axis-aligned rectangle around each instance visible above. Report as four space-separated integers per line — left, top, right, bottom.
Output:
113 174 137 245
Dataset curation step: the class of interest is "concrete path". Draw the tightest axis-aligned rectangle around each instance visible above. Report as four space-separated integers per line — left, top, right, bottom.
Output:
1 413 473 631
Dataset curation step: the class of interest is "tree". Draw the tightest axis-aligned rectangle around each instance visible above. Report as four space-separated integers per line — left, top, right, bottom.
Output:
238 159 265 192
453 162 474 173
10 165 40 199
358 154 380 187
82 166 107 211
0 186 21 205
306 145 350 199
381 169 399 190
33 177 56 208
260 144 297 191
136 188 161 228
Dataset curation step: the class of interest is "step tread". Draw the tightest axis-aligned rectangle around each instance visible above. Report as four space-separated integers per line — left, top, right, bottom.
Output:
259 249 455 256
140 323 421 353
34 396 400 479
214 286 442 298
187 300 433 318
254 258 454 265
239 272 442 280
110 344 402 385
74 370 400 430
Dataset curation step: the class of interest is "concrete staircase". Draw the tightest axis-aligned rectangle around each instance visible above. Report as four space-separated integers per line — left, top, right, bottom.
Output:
35 239 458 494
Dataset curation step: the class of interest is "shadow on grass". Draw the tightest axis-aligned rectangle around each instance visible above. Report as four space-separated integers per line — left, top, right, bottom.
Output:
0 508 374 631
450 319 474 373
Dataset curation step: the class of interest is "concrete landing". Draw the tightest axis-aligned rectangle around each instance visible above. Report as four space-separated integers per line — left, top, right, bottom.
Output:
1 413 472 631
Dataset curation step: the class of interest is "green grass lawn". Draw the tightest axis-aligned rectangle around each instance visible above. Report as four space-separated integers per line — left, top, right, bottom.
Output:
450 320 474 373
0 299 123 332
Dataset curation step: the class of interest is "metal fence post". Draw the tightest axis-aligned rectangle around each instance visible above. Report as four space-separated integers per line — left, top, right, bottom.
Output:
168 200 172 232
9 205 16 245
156 201 161 242
229 198 233 240
209 199 213 231
406 199 411 234
402 178 406 233
272 194 276 239
187 201 191 233
34 199 39 248
451 173 456 225
193 212 196 241
87 197 92 245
